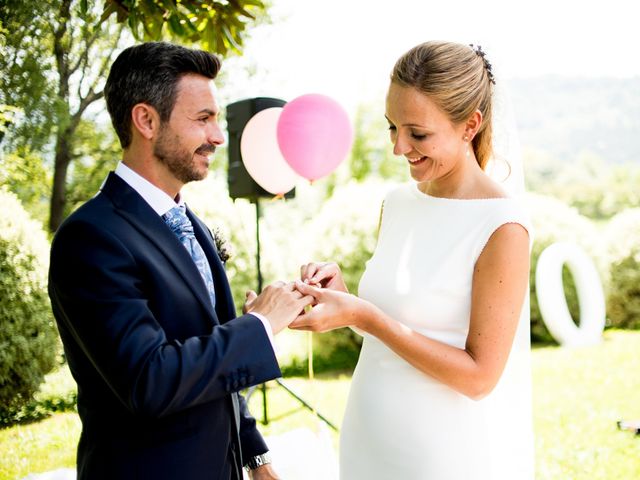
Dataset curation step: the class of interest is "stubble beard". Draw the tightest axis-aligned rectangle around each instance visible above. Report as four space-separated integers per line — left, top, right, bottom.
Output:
154 126 209 185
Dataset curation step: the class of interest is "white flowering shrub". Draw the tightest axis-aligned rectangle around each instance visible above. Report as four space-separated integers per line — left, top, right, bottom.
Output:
303 180 391 371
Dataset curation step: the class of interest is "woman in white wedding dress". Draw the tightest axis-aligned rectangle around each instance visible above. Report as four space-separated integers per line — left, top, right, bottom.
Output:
292 41 535 479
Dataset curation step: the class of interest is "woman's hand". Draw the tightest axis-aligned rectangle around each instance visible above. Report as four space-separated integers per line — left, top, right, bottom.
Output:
289 281 373 332
299 262 349 293
243 290 258 315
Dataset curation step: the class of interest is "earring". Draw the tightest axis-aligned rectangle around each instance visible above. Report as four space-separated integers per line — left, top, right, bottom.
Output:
463 135 469 142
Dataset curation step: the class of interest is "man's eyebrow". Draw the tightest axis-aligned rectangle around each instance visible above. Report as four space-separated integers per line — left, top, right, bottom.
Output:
196 108 217 116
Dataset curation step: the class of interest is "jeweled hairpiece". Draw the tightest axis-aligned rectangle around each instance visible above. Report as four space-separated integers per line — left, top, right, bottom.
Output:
469 44 496 85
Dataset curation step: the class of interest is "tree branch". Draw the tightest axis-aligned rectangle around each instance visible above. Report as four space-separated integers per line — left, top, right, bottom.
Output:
88 24 125 95
69 26 102 76
72 89 105 130
53 0 73 99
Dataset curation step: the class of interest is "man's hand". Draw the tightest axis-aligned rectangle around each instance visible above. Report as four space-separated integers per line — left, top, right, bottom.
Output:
248 463 281 479
244 281 315 334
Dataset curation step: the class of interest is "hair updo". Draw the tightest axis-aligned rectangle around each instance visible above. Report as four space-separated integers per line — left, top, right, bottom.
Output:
390 41 494 169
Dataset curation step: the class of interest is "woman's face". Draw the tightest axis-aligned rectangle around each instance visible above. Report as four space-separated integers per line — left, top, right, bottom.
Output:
385 83 468 184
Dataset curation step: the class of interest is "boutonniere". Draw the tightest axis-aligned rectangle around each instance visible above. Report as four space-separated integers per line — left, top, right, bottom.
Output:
212 226 232 264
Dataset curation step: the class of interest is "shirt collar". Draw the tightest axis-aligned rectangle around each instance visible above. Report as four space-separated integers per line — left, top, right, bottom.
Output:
111 161 184 216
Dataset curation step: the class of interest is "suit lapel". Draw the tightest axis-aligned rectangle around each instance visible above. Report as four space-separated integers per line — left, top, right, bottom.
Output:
101 173 219 325
188 210 238 323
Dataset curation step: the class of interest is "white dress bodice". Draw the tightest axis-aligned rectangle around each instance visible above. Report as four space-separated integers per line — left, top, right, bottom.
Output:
339 182 535 480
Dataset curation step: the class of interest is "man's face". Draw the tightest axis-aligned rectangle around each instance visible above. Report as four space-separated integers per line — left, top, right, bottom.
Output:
153 74 224 184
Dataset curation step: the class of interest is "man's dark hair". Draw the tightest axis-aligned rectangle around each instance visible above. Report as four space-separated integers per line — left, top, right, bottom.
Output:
105 42 221 148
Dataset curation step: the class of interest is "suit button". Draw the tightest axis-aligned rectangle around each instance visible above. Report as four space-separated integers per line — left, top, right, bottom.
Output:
232 380 239 390
248 375 255 383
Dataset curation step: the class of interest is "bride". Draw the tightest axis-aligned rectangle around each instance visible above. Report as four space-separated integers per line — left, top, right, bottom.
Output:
291 41 535 479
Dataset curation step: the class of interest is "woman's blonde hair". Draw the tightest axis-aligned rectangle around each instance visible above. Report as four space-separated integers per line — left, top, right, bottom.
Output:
391 41 494 169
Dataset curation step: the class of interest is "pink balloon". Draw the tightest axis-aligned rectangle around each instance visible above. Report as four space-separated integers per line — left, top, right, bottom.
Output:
240 108 299 195
276 94 353 181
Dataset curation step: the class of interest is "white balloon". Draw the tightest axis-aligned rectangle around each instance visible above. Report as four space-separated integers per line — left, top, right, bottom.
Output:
240 107 299 195
535 242 606 347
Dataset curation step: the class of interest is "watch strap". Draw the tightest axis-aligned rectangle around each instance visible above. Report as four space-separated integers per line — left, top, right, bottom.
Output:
244 452 272 471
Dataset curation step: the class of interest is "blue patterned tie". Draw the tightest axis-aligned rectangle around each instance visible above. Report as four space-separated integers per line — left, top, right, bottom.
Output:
162 205 216 309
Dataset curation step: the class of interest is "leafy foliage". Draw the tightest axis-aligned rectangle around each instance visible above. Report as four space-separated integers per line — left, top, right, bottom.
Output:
0 189 59 419
0 104 21 143
0 0 127 231
1 0 270 231
0 1 59 153
101 0 269 56
302 180 390 371
605 209 640 329
0 148 51 224
525 193 605 343
64 121 121 217
525 154 640 220
0 367 77 426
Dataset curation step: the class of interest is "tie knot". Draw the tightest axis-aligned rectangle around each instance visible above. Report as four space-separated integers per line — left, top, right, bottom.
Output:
162 205 194 238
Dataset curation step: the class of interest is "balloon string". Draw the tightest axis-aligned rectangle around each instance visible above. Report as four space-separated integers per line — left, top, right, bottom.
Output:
307 330 317 420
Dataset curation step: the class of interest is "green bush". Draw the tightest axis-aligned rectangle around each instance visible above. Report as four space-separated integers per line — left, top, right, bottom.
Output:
0 365 77 426
526 193 605 343
300 180 390 372
0 188 58 419
605 208 640 329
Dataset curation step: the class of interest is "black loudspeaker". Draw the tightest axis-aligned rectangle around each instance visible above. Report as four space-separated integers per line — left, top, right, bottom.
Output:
226 97 295 200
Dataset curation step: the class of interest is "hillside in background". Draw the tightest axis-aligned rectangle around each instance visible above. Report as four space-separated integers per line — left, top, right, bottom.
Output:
509 77 640 164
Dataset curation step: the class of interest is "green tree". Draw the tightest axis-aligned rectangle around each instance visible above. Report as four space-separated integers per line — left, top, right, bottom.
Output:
0 0 269 232
525 152 640 221
102 0 267 56
1 0 126 231
0 148 51 224
0 104 20 143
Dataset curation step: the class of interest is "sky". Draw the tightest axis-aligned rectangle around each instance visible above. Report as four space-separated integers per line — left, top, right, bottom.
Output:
221 0 638 111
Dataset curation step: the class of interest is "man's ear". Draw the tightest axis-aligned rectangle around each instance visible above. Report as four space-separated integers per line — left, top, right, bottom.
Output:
131 103 161 141
463 109 483 141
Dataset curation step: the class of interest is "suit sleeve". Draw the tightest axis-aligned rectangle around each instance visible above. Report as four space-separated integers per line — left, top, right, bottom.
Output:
48 218 281 419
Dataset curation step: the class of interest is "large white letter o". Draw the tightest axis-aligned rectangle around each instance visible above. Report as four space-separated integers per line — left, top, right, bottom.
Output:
535 242 605 347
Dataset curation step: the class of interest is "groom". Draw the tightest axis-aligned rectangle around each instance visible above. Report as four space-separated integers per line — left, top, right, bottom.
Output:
48 42 313 480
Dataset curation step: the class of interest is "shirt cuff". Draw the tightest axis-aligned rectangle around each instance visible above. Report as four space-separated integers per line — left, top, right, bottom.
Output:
248 312 276 352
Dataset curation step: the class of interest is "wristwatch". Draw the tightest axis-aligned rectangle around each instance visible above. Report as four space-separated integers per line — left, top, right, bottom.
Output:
244 452 272 471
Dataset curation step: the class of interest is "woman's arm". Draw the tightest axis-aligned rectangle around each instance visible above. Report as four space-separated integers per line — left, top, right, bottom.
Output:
292 222 530 400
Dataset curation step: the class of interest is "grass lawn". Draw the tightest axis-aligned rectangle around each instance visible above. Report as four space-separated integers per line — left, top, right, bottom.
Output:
2 329 640 479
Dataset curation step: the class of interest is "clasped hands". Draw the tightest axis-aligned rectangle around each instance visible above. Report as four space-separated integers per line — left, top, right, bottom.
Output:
243 262 370 334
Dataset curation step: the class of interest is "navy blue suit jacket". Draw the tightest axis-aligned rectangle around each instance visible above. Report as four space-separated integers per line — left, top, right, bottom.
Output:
48 173 281 480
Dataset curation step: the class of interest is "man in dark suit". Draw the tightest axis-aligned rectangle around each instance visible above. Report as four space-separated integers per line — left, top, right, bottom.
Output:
48 42 312 480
